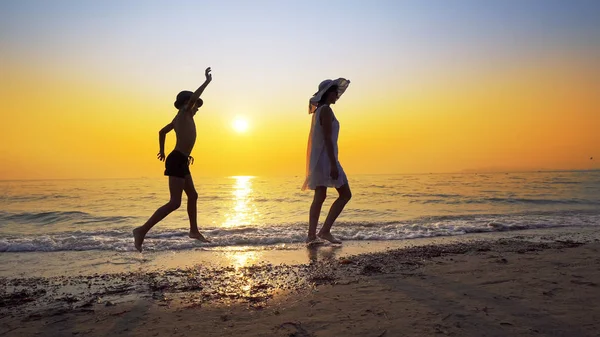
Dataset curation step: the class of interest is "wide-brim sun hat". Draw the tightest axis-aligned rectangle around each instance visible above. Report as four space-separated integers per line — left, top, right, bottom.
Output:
308 78 350 114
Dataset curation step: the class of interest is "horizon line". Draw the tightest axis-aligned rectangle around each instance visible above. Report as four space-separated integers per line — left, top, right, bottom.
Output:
1 168 599 182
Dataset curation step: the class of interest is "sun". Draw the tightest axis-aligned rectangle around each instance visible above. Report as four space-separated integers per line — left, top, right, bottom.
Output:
232 117 249 133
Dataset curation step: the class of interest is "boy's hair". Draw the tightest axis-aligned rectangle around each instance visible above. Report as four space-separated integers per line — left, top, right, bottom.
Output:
174 91 203 110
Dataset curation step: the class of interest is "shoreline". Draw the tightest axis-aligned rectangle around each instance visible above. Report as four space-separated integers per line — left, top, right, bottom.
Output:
1 226 600 336
1 225 598 278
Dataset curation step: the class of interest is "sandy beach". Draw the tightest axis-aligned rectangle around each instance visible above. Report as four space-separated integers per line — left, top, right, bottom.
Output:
1 227 599 337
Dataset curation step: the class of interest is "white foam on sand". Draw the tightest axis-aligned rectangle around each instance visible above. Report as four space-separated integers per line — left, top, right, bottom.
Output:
1 226 599 278
1 211 599 253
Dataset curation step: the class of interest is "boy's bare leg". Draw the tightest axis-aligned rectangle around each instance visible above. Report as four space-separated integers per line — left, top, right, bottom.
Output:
318 184 352 244
307 187 327 243
133 177 185 252
184 174 210 242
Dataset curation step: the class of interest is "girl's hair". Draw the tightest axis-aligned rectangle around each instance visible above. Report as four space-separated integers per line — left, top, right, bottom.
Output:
319 85 338 104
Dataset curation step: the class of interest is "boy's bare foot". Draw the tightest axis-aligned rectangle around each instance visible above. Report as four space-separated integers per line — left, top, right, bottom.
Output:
133 227 145 252
317 232 342 244
189 231 211 243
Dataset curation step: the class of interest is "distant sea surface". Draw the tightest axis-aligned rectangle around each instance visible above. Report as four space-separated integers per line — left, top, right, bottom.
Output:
1 171 599 252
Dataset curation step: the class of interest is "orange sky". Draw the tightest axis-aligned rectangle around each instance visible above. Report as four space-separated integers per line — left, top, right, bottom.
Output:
1 55 598 180
1 1 599 180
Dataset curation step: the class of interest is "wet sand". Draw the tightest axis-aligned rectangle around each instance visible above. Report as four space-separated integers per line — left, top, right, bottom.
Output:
1 227 600 336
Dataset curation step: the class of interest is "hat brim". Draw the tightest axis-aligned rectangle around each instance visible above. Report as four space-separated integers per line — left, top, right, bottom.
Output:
174 91 194 109
309 78 350 113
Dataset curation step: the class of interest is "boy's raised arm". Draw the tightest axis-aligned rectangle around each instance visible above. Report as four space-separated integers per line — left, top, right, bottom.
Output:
184 67 212 111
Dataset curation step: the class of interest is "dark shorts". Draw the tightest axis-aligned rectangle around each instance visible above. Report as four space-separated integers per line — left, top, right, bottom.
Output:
164 151 191 178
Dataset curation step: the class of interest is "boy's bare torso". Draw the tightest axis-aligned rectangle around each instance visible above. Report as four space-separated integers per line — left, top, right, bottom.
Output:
173 110 197 156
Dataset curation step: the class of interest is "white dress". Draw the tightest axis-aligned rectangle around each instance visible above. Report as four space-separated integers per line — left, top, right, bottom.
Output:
302 104 348 191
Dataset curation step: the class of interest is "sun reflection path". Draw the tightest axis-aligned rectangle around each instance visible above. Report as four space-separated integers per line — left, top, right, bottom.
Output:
223 176 260 228
221 177 265 295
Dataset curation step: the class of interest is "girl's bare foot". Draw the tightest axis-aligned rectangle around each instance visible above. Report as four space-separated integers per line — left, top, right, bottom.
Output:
306 235 324 247
133 227 145 252
306 234 318 242
189 231 211 243
317 232 342 244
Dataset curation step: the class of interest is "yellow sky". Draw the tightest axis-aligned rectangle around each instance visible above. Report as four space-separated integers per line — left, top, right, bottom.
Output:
0 55 598 180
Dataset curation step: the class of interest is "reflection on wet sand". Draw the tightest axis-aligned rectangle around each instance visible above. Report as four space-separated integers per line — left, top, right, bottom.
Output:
225 250 259 270
307 245 343 263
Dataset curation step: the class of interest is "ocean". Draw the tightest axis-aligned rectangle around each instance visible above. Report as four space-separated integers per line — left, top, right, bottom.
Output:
1 171 599 253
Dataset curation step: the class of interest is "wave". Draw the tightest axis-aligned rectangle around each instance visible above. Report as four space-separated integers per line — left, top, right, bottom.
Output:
253 197 302 203
1 211 598 253
0 194 76 202
483 197 599 205
410 197 600 206
0 211 134 226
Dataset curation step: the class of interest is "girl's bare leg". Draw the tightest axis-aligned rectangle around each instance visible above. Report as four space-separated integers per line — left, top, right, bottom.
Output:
307 187 327 242
318 184 352 244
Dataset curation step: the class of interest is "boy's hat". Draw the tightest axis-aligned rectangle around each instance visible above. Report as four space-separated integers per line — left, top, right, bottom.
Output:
174 91 193 109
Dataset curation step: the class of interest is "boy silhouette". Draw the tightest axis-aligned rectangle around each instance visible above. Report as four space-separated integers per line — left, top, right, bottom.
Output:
133 67 212 252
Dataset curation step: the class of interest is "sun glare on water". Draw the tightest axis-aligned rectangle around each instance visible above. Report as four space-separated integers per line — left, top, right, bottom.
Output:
232 117 249 133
